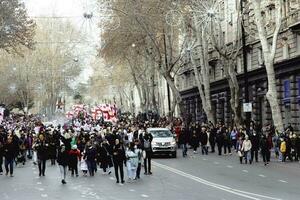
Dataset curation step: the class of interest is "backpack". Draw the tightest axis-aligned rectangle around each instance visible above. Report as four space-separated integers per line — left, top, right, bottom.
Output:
144 139 151 150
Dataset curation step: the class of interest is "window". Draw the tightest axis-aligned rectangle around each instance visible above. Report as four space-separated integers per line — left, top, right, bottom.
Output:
258 48 264 67
297 77 300 103
296 33 300 54
247 51 252 70
283 40 289 59
283 79 291 103
236 56 242 73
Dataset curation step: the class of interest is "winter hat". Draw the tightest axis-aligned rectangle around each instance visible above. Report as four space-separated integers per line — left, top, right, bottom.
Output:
64 132 71 139
72 145 77 150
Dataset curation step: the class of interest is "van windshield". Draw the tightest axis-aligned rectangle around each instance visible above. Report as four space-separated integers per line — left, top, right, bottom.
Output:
150 130 173 138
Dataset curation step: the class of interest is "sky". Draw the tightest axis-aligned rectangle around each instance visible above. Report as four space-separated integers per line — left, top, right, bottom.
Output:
24 0 101 86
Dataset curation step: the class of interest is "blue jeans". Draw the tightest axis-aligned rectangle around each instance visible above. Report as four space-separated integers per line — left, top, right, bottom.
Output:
181 144 187 156
86 160 96 176
5 158 14 175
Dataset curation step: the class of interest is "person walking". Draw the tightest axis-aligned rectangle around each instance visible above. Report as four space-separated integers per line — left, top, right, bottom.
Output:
250 130 260 164
241 135 252 164
178 125 189 157
112 139 126 184
200 126 208 155
126 142 138 182
69 145 80 177
3 137 17 177
33 134 48 176
57 144 69 184
142 131 153 175
84 141 97 176
135 140 143 179
260 134 269 166
280 138 287 162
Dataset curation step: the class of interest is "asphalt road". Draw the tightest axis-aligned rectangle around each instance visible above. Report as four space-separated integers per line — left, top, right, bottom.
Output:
0 150 299 200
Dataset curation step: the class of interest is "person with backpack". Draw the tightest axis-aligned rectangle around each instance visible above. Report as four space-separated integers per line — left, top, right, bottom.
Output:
142 131 153 175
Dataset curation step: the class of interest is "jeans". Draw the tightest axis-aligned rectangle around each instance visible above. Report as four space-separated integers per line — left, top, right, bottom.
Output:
59 165 67 180
86 160 96 176
5 158 14 175
71 164 78 176
244 151 251 164
201 145 208 155
136 163 141 178
38 159 46 176
181 144 187 157
113 161 124 182
144 151 152 173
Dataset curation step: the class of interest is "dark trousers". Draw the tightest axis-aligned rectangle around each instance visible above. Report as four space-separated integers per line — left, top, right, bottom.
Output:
71 164 78 176
201 145 208 155
217 145 223 155
262 150 269 163
181 144 187 156
136 163 141 178
0 155 3 173
144 151 152 173
231 140 237 150
224 143 231 154
5 158 14 175
38 159 46 176
113 161 124 182
210 142 215 153
251 149 259 163
86 160 96 176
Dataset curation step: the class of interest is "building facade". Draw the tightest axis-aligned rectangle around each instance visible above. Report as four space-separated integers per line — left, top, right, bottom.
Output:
178 0 300 132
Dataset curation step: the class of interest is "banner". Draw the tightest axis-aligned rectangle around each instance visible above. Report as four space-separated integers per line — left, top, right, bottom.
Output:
0 107 4 124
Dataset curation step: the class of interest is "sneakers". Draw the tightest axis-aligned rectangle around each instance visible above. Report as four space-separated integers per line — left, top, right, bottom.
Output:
0 172 3 175
10 174 14 177
61 179 67 184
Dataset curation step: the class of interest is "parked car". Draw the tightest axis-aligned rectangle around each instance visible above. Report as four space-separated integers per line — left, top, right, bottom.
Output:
147 128 177 158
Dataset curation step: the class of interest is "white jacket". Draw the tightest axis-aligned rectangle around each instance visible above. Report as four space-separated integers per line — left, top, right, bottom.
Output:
242 140 252 152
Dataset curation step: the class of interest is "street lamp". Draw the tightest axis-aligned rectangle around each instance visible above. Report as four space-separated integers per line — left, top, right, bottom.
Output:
240 0 251 129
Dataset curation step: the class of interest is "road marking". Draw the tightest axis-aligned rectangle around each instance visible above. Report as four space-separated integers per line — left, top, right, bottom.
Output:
214 162 219 165
109 177 115 180
278 180 287 183
129 189 135 192
242 170 248 173
141 194 149 198
153 161 282 200
41 194 48 198
203 158 207 161
259 174 266 178
37 182 42 185
227 165 233 168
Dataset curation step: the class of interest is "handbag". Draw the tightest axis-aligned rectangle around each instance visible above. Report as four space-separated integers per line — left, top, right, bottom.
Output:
237 150 243 157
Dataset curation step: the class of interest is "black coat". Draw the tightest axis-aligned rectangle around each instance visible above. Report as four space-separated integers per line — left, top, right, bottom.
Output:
3 142 17 160
178 128 189 145
34 140 48 160
112 144 125 164
57 149 69 166
200 131 208 146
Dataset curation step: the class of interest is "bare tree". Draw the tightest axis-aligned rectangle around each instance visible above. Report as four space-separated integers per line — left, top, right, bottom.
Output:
249 0 284 131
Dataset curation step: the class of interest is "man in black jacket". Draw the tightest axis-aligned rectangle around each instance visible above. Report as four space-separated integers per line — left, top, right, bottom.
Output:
142 131 153 175
3 137 17 177
34 134 48 176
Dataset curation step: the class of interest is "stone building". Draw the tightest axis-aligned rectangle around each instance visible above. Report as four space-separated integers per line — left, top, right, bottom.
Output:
178 0 300 132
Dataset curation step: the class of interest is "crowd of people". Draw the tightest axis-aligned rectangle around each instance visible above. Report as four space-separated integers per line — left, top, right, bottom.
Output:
0 114 155 184
176 121 300 166
0 112 300 186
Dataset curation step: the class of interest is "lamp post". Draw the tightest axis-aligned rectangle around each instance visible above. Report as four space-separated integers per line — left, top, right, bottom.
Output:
240 0 251 129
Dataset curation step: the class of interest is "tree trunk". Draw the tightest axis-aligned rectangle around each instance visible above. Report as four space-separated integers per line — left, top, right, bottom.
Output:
226 61 243 127
265 61 284 132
